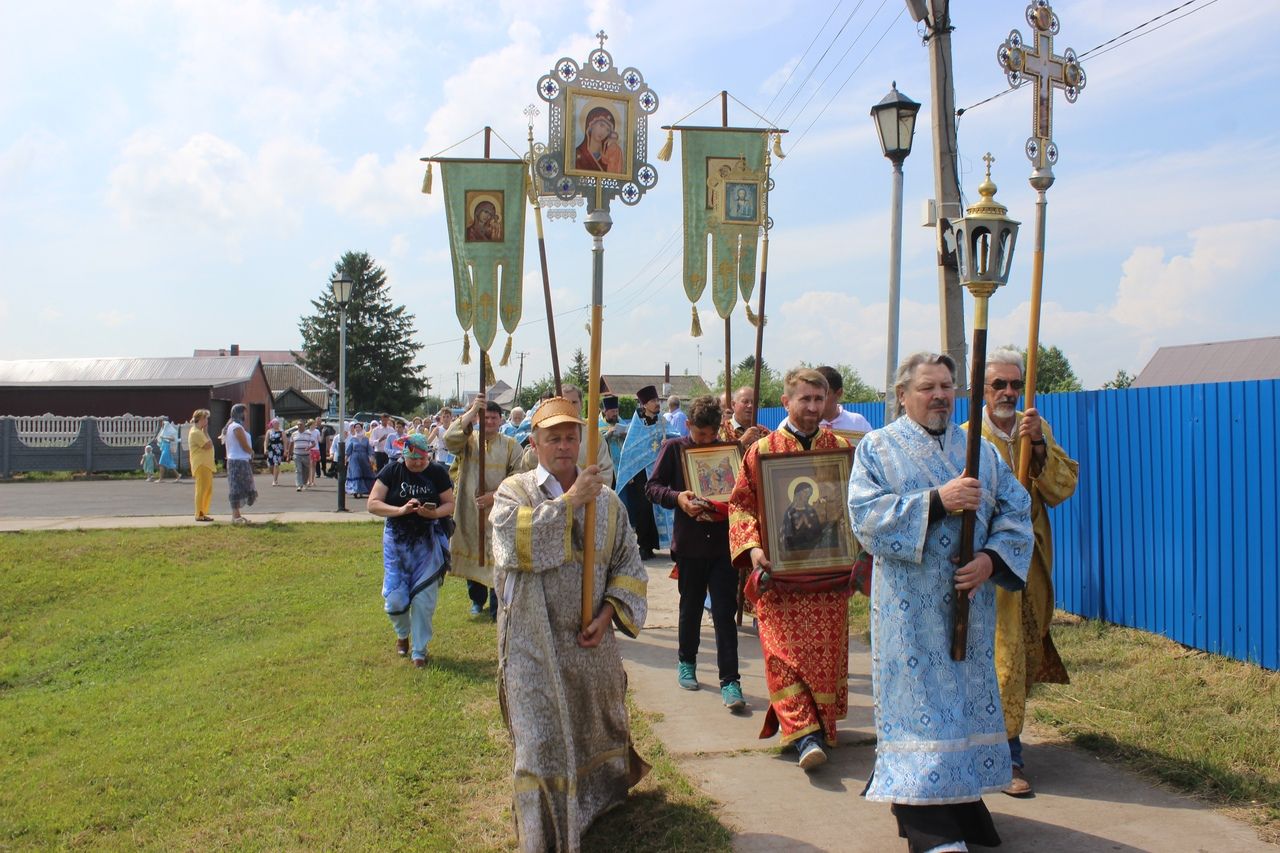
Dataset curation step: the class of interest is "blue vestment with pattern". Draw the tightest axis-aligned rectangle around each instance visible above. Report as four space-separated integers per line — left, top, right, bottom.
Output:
848 416 1031 804
616 412 673 549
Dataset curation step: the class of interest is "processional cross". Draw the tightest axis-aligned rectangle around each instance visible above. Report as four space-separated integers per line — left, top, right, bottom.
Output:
997 0 1085 170
595 29 608 49
994 0 1086 487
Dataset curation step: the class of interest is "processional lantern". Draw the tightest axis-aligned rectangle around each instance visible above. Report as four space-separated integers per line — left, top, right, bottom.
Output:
948 154 1020 662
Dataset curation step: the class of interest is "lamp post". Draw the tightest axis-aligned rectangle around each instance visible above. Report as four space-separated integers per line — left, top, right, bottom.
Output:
331 271 354 512
871 82 920 422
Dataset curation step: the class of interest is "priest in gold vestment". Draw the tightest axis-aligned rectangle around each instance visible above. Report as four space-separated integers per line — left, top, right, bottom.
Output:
490 397 649 852
973 348 1078 797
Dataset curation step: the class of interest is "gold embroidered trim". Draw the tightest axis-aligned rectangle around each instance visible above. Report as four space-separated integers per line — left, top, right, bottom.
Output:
515 506 534 570
769 682 805 703
607 574 647 598
778 722 821 746
606 595 638 637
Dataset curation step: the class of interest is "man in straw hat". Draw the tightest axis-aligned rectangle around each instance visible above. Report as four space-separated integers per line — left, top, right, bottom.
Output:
490 396 650 852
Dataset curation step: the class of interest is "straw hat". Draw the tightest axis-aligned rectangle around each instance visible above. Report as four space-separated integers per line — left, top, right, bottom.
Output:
530 396 587 429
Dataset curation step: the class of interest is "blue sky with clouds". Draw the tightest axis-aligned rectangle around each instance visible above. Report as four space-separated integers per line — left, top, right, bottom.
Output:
3 0 1277 394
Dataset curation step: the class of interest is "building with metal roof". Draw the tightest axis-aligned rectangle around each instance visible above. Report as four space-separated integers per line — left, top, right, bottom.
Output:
0 356 274 451
1133 336 1280 388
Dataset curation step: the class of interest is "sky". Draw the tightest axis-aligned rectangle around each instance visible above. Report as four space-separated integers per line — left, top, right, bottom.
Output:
3 0 1277 397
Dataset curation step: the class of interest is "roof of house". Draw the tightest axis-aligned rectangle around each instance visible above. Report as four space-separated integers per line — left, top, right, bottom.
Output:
1133 336 1280 387
194 347 301 363
262 363 335 408
600 374 711 398
0 356 264 388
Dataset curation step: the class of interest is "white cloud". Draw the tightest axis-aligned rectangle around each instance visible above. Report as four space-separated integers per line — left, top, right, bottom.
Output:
98 309 134 328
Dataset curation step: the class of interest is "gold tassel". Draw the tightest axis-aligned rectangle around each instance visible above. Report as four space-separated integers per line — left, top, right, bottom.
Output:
746 303 767 327
690 305 703 337
656 129 674 162
499 335 513 367
772 134 786 160
461 331 471 365
584 322 591 336
484 357 496 388
421 162 433 194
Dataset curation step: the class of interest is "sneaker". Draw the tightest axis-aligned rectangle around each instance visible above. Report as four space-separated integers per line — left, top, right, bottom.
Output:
677 661 699 691
721 681 746 711
469 602 482 616
797 736 827 771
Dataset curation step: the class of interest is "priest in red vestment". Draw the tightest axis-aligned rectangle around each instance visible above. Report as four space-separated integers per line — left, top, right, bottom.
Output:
728 367 855 771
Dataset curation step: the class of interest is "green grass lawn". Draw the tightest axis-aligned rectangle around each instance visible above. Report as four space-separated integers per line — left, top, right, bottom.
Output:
0 525 728 851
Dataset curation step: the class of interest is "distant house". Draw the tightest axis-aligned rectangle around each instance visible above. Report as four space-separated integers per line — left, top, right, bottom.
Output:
600 374 712 401
1133 336 1280 388
0 356 274 453
196 345 336 420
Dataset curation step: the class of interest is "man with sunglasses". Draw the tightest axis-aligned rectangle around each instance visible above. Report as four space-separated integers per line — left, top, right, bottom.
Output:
978 348 1079 797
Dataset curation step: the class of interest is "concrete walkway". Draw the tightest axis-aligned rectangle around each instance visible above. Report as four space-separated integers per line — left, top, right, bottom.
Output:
2 481 1273 851
621 556 1275 853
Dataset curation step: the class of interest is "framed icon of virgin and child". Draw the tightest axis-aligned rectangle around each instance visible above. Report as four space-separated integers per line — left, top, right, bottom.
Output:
564 92 634 181
756 447 858 576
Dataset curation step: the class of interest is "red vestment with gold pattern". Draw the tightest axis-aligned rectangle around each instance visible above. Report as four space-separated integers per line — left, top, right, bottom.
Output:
728 427 854 747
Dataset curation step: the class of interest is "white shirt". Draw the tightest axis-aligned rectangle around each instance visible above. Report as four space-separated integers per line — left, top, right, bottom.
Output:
226 422 253 461
822 408 874 433
503 463 573 605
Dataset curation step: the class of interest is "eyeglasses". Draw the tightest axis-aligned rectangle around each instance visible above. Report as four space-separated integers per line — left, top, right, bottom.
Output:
986 379 1025 392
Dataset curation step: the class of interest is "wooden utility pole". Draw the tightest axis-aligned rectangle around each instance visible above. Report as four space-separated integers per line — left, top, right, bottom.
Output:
926 0 969 388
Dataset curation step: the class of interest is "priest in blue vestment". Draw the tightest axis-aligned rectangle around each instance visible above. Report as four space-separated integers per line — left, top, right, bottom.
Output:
849 352 1032 853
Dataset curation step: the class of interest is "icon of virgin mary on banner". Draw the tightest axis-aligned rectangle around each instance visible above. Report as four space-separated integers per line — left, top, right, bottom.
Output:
433 158 528 365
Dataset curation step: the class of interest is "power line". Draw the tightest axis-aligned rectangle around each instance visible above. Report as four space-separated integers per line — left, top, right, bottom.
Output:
957 0 1220 116
758 0 845 126
781 0 889 131
773 0 869 127
783 5 907 161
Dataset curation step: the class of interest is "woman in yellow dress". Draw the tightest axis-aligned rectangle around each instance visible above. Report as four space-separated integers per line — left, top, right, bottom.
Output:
188 409 216 522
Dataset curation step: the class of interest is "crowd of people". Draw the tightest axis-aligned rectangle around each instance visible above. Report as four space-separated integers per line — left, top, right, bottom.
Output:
144 353 1074 853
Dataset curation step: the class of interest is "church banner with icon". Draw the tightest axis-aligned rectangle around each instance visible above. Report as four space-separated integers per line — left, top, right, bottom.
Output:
676 128 768 330
435 158 528 363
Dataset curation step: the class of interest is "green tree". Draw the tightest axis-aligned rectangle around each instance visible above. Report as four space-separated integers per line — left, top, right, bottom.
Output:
566 348 589 390
516 374 556 410
1008 343 1083 394
299 251 427 414
1102 369 1135 390
713 355 783 407
802 362 881 402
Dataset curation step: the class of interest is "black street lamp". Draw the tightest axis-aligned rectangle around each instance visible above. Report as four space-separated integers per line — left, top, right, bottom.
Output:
331 272 354 512
871 82 921 420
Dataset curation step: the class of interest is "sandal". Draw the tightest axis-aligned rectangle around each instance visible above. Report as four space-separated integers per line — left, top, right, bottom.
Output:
196 515 214 522
231 517 252 526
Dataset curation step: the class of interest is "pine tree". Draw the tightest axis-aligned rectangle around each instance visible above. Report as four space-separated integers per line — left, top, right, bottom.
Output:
298 251 427 414
1102 369 1135 390
566 347 590 391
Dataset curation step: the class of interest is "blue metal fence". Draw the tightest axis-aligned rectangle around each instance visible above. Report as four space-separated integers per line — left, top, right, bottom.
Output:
759 378 1280 670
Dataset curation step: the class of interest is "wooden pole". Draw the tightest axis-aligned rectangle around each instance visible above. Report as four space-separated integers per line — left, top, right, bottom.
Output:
478 126 492 571
527 120 563 395
1016 184 1050 485
952 292 991 660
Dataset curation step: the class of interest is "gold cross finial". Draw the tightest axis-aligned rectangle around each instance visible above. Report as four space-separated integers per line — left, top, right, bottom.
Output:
596 30 608 49
523 104 539 129
997 1 1086 169
983 152 995 178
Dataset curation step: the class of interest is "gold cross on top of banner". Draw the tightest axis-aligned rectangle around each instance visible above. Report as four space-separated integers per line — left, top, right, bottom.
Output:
997 1 1086 170
596 30 608 49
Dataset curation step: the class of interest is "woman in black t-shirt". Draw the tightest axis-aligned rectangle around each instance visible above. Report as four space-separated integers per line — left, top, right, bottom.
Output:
367 433 455 667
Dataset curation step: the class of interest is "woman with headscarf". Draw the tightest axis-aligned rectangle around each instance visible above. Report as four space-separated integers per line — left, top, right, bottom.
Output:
345 421 376 498
224 403 257 525
188 409 215 522
367 433 456 667
264 418 286 486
